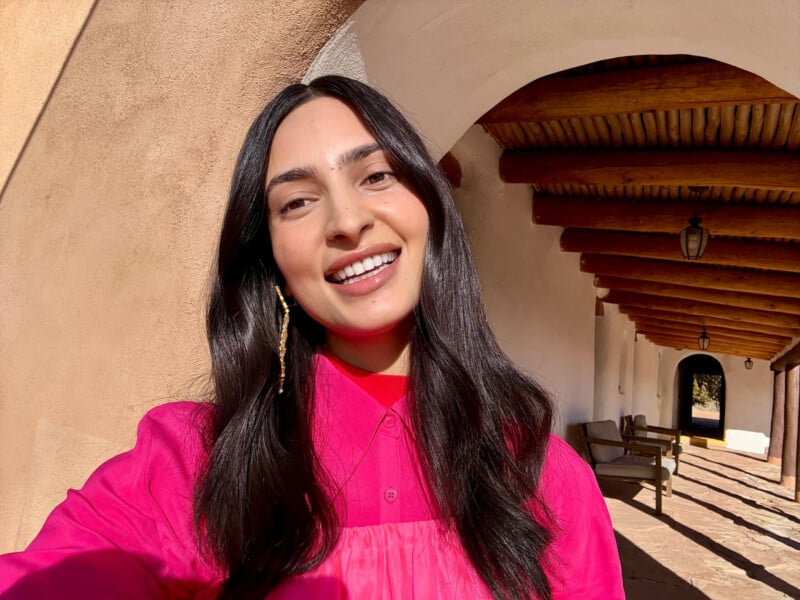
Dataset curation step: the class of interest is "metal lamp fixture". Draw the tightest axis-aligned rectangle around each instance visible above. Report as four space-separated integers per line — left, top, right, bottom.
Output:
680 216 709 260
744 357 754 370
698 328 710 351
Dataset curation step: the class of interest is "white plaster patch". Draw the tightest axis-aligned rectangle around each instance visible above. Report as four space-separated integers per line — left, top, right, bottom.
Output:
725 429 770 455
304 20 367 84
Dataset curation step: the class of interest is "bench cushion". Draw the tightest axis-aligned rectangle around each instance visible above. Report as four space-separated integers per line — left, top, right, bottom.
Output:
595 454 675 481
585 420 625 463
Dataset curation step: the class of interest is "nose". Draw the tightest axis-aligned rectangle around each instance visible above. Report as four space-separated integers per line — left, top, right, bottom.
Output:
325 185 374 243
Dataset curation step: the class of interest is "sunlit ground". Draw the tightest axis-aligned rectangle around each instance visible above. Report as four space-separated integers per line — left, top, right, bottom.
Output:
601 443 800 599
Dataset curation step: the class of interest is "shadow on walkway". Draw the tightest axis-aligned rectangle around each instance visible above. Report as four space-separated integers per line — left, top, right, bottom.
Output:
600 444 800 600
687 452 778 485
615 531 711 599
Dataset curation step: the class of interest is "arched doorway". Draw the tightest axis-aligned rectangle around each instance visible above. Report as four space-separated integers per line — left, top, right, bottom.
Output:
676 354 726 439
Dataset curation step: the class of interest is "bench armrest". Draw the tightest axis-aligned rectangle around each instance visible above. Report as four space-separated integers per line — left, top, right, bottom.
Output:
582 436 661 458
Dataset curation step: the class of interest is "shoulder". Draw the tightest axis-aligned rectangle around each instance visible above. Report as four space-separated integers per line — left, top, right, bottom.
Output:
131 401 214 483
0 402 224 595
139 399 214 429
541 433 595 493
537 433 605 529
137 401 213 444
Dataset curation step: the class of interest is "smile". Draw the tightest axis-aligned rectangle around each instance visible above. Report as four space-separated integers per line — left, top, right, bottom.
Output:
329 251 399 285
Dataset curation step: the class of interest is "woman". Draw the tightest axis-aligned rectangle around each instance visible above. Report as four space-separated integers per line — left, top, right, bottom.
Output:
0 76 623 599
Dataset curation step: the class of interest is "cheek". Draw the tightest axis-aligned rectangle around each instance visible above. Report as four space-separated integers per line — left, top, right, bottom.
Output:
270 235 300 290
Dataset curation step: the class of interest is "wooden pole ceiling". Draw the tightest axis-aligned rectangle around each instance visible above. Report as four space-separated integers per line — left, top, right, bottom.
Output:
478 60 797 123
480 54 800 361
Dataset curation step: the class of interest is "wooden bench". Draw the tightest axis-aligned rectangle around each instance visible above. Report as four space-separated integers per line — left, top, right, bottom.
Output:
579 419 676 514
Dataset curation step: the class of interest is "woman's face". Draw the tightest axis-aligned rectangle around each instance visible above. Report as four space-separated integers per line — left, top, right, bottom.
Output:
265 97 429 360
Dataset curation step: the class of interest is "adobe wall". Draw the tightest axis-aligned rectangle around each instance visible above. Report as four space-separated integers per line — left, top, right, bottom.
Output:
0 0 362 552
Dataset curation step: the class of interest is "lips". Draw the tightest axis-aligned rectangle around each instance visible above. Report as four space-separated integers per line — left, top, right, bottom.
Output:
328 250 399 284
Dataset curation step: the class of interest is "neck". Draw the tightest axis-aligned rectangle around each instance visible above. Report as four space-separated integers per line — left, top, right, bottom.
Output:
326 324 412 375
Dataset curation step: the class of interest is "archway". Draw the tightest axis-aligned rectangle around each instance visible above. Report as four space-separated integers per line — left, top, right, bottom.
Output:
306 1 800 159
676 354 726 439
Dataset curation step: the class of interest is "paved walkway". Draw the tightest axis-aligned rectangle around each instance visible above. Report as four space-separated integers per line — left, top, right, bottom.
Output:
601 442 800 599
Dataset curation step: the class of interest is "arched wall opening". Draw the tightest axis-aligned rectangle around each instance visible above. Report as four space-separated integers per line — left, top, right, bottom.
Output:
676 354 727 440
307 1 800 158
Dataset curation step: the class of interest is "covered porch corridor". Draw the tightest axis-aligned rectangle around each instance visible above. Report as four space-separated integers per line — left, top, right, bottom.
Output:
603 442 800 599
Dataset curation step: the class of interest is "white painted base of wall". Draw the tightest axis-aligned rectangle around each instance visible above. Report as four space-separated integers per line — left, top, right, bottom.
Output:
725 430 770 455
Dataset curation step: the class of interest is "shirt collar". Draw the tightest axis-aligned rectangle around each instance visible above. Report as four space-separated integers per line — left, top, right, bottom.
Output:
312 354 413 481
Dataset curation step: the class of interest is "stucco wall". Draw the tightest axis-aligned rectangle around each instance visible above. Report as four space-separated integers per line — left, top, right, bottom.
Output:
631 337 662 422
593 304 636 422
0 0 95 190
593 305 664 427
309 0 800 159
450 126 596 438
0 0 362 553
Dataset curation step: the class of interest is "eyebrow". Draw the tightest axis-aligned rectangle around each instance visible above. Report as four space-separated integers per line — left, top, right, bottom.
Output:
265 143 384 197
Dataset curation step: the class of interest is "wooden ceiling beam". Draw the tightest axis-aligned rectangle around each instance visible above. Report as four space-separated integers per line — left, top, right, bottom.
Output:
636 326 786 356
595 276 800 314
637 329 781 351
478 61 797 123
629 319 790 347
582 254 800 299
618 307 798 338
502 149 800 191
603 290 800 329
563 230 800 273
533 196 800 240
640 334 775 360
637 330 779 358
773 340 800 371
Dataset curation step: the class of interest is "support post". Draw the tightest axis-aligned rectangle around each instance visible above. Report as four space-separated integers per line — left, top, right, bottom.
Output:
768 370 786 464
791 366 800 502
782 365 799 489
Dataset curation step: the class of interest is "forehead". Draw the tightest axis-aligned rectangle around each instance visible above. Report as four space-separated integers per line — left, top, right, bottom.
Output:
266 97 377 177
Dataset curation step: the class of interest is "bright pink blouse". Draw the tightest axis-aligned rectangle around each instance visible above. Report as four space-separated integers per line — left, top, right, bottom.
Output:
0 355 624 598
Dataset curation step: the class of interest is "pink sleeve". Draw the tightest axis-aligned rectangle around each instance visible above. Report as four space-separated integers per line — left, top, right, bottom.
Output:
539 435 625 599
0 402 222 599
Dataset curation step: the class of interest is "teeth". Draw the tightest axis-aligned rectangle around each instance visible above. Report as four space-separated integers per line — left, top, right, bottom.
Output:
333 251 398 283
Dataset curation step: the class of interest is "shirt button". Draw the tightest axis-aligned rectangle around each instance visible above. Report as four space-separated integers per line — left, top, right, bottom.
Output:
384 488 398 503
384 415 396 428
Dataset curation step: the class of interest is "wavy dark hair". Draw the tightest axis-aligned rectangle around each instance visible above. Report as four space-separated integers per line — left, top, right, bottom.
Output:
195 75 555 600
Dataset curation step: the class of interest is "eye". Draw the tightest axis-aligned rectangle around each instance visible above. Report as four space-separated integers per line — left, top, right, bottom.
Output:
363 171 395 186
278 197 312 214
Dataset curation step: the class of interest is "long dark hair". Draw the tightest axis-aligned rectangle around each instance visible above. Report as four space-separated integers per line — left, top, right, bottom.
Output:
195 75 554 600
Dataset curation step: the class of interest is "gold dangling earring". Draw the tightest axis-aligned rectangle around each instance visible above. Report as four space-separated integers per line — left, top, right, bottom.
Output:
275 285 290 394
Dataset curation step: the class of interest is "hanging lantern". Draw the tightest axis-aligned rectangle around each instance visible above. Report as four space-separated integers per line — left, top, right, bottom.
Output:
744 357 754 370
697 328 710 351
680 216 709 260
